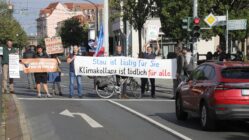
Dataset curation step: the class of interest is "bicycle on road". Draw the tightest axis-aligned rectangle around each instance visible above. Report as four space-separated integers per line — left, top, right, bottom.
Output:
95 75 141 99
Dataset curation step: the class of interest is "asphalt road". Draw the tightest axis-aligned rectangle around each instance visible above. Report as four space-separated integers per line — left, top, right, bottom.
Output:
12 62 249 140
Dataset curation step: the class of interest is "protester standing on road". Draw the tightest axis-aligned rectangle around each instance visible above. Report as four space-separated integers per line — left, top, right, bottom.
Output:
206 51 213 61
34 45 52 98
1 39 17 94
213 46 226 61
48 54 63 96
114 45 128 99
23 45 36 89
67 46 83 98
172 47 184 99
182 47 194 76
141 40 160 98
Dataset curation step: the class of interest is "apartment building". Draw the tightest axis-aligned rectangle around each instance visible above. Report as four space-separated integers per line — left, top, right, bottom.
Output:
37 2 103 38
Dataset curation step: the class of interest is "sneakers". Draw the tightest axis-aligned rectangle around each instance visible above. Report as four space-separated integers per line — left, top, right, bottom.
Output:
120 94 129 99
46 93 52 98
37 93 42 98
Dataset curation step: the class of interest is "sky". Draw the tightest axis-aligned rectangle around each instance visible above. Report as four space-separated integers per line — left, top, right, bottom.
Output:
12 0 102 36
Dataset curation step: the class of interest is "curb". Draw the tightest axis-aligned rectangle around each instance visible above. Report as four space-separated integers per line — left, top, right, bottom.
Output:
12 94 31 140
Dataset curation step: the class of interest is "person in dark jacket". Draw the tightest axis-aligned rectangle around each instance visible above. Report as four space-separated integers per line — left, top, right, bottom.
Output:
1 39 17 94
114 45 128 99
23 45 36 89
67 46 83 98
141 40 160 98
172 47 184 99
34 45 52 98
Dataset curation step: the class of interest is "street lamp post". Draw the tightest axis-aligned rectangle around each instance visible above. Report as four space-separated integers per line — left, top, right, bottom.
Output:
83 0 99 37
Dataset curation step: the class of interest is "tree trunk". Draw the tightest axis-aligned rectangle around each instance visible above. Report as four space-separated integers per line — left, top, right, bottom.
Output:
138 29 142 55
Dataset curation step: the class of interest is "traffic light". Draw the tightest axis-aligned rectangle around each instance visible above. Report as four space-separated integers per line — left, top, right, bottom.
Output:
192 17 201 38
182 17 193 32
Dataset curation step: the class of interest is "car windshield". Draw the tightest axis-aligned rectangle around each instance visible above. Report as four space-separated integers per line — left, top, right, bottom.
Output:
221 67 249 79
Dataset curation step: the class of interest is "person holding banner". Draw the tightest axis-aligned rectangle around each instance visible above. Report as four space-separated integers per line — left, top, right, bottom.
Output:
141 40 160 98
1 39 17 94
48 54 63 96
115 45 128 99
23 45 36 89
34 45 52 98
67 46 83 98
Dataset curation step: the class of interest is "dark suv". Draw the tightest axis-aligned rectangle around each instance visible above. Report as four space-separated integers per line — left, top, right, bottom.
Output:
175 61 249 130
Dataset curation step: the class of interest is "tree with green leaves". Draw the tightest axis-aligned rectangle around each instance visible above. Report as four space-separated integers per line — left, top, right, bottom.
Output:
110 0 155 54
0 1 28 48
59 18 88 47
156 0 249 49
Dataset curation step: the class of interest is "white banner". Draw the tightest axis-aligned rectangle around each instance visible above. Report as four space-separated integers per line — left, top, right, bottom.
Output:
75 56 176 79
9 54 20 78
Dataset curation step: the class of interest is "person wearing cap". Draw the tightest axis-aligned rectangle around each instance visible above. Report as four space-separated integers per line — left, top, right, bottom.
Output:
23 45 36 89
141 40 160 98
33 45 52 98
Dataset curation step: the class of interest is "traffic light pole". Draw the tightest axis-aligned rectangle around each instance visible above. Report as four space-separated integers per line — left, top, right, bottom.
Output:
193 0 198 68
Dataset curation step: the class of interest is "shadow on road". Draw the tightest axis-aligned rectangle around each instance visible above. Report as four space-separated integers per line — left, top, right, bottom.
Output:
154 112 249 133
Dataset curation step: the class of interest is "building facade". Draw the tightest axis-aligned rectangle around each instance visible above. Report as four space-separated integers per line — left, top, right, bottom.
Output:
37 2 103 39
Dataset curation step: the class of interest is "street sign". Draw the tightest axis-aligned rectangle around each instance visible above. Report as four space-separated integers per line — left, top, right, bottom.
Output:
228 19 247 30
214 16 226 26
204 13 217 27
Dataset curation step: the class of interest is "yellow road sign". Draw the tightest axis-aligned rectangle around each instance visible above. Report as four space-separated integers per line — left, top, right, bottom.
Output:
204 13 218 27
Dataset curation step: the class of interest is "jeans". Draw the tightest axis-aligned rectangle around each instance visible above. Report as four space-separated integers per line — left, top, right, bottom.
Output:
69 72 83 96
26 73 35 89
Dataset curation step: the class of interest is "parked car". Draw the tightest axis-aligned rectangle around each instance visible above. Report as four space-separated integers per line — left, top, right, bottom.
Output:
175 61 249 130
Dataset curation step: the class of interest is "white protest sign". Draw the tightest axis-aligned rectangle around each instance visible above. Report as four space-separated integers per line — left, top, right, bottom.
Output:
45 37 64 54
9 54 20 78
74 56 177 79
146 25 160 41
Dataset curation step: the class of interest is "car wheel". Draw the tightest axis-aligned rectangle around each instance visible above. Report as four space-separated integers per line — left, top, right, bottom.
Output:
175 94 188 120
200 102 215 131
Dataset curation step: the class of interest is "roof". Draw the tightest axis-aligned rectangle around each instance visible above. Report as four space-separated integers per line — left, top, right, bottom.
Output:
64 3 103 10
39 2 59 16
39 2 103 17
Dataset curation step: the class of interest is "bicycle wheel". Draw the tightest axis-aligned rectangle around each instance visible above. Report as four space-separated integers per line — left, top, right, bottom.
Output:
128 79 141 98
95 84 115 99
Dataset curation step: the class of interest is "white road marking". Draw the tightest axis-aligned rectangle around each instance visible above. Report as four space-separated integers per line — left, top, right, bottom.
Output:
60 85 68 88
108 100 192 140
60 109 103 128
18 98 174 102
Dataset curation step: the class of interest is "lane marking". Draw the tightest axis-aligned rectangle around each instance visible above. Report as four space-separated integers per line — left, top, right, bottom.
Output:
60 109 103 128
18 98 174 102
12 94 31 140
108 100 192 140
